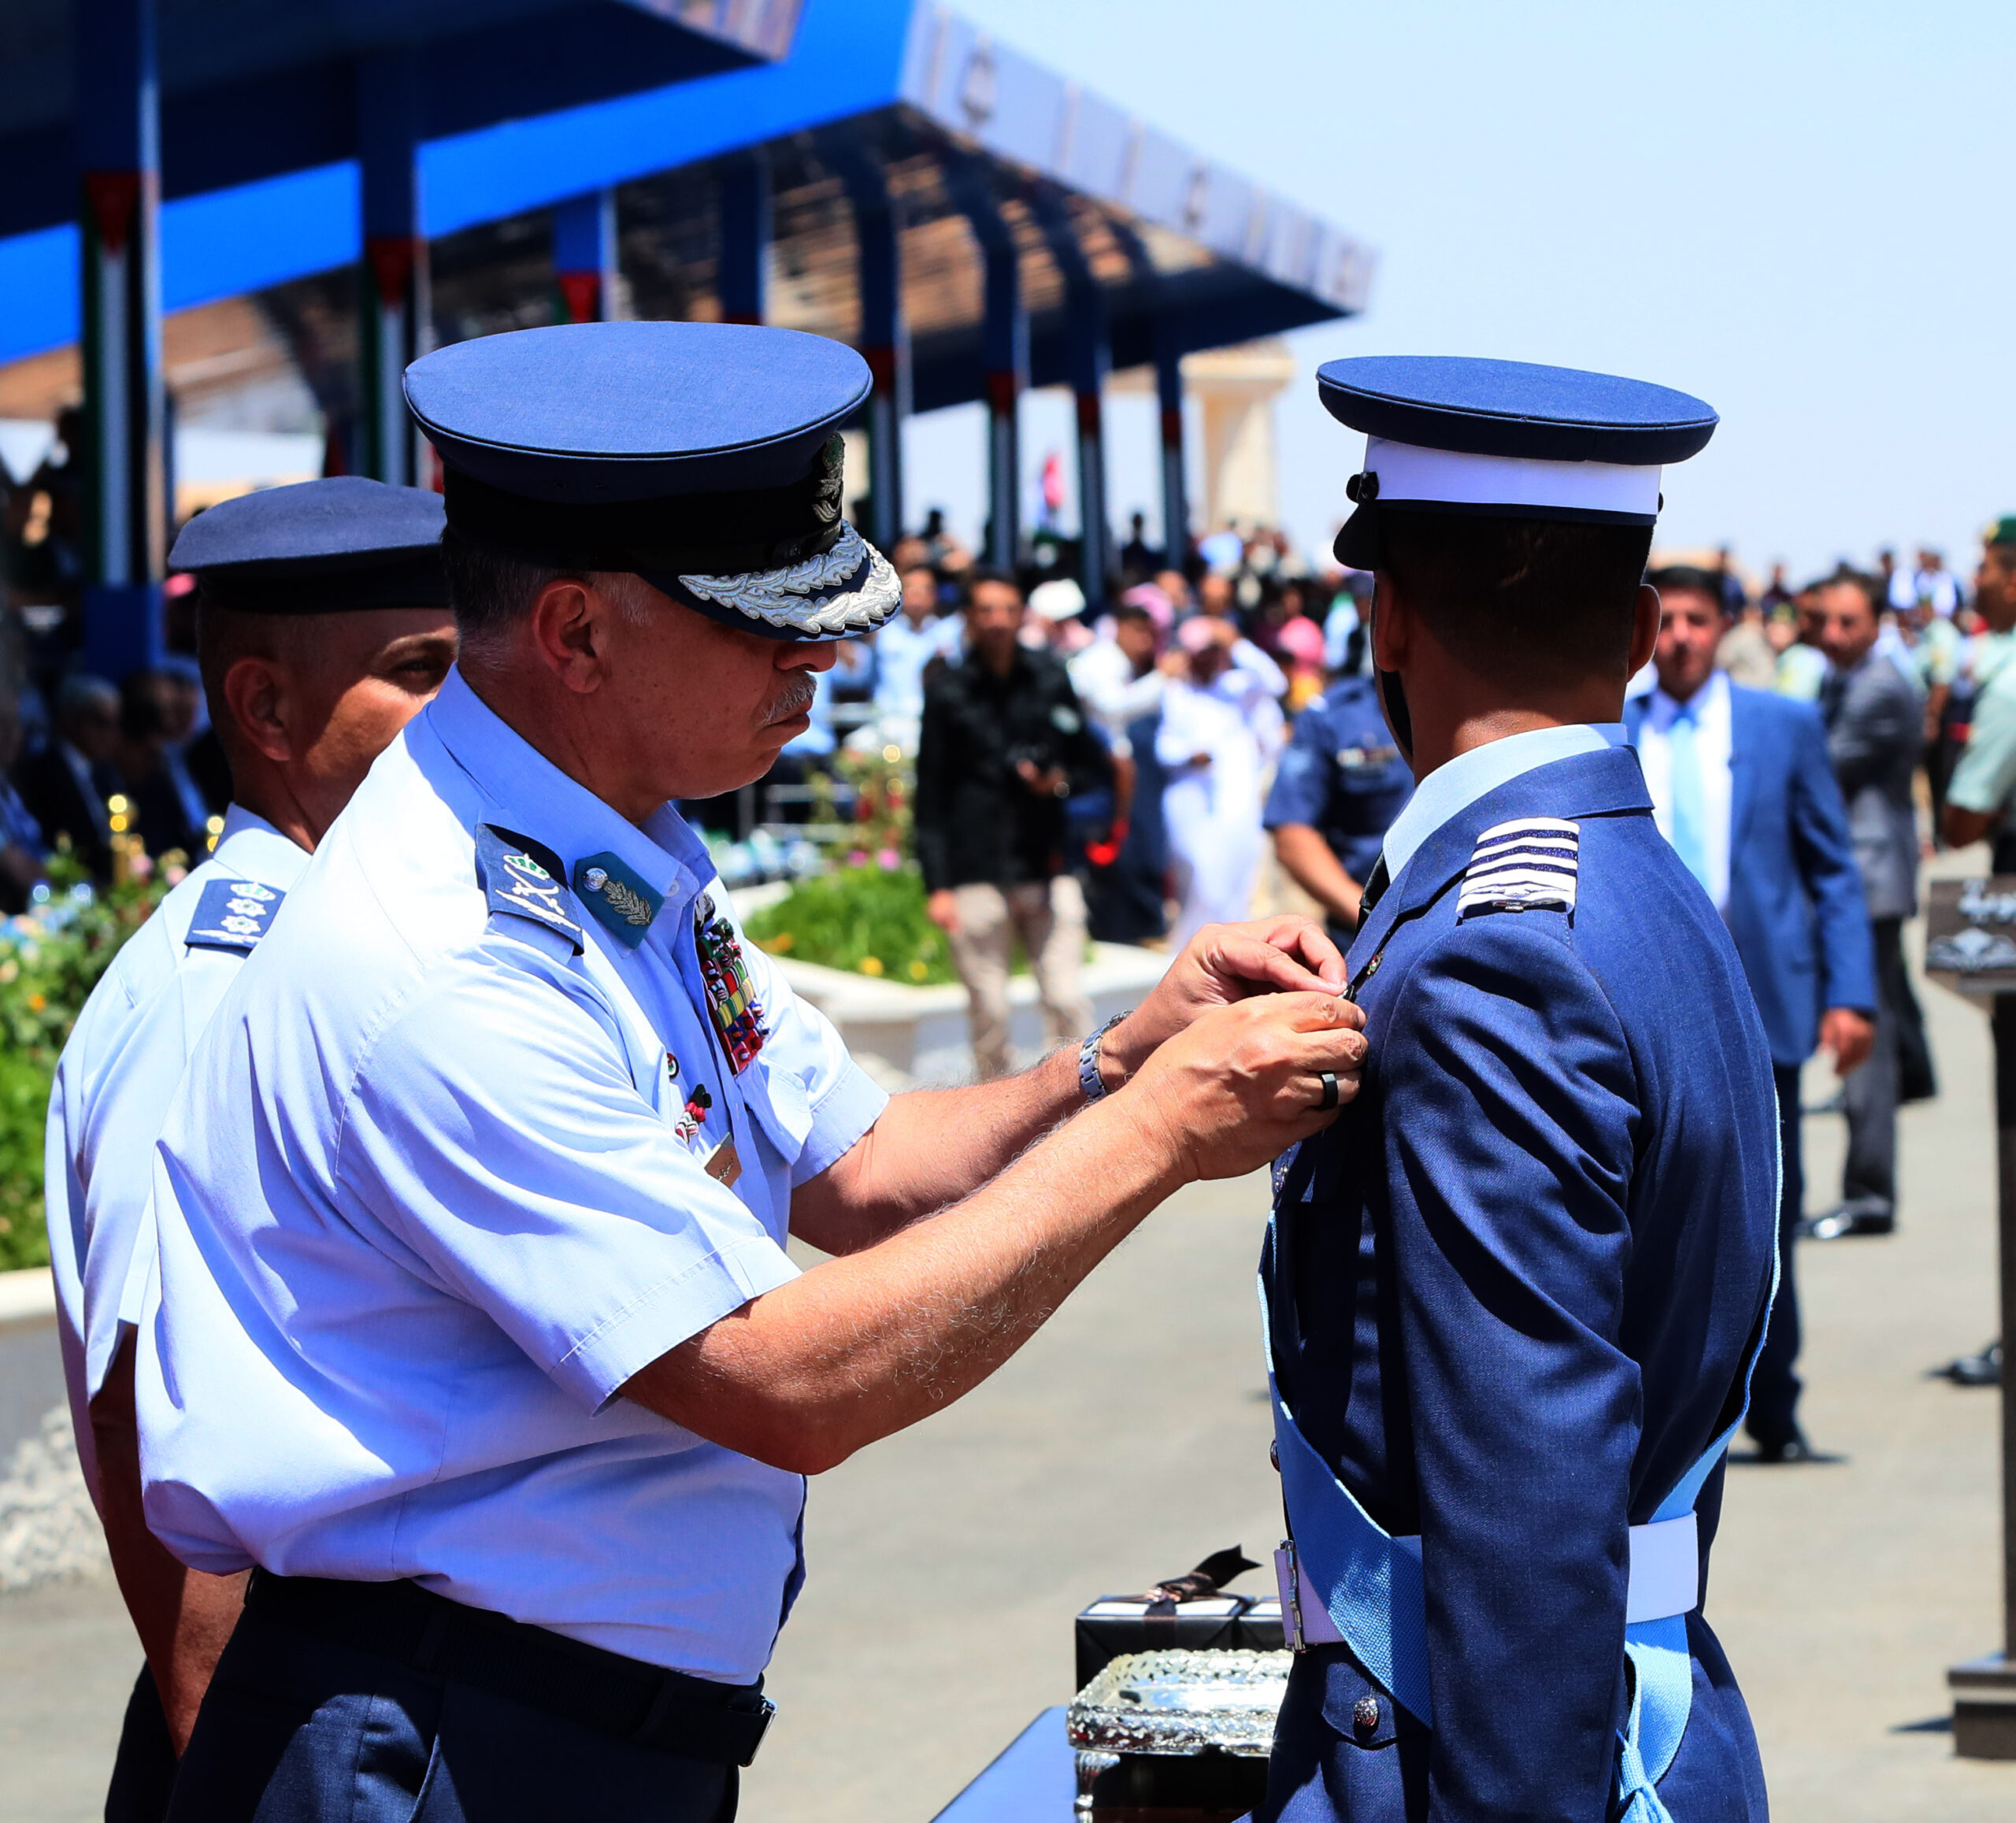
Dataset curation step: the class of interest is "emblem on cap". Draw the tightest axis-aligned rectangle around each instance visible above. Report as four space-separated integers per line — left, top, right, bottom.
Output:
679 524 899 638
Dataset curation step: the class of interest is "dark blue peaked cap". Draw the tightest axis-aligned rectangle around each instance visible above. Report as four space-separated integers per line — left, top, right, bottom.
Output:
403 322 898 641
1316 357 1717 568
169 476 447 613
1317 356 1718 463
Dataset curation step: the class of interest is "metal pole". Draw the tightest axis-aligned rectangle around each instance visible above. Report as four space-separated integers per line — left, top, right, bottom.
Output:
1155 339 1188 571
78 0 166 678
1951 986 2016 1756
839 154 910 554
718 152 771 327
1031 189 1110 610
553 189 618 324
357 50 424 487
950 165 1026 572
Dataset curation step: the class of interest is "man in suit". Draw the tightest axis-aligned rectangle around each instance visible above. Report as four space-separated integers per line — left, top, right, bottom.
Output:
1625 567 1875 1461
1811 572 1930 1236
1261 357 1778 1823
13 672 119 877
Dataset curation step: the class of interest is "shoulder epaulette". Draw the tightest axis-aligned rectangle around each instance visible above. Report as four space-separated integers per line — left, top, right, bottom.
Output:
475 824 583 954
1458 816 1579 921
185 877 286 954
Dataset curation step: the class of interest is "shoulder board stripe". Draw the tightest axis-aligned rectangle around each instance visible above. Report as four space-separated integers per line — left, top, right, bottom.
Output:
1460 816 1580 920
185 877 287 954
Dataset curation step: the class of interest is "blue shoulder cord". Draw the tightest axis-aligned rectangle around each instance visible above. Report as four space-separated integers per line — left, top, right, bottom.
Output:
1260 1110 1781 1821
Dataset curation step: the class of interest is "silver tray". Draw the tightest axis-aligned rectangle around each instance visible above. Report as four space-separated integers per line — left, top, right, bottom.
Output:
1066 1649 1292 1759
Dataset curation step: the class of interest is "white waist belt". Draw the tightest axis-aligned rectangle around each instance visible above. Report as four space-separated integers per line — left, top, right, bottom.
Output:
1277 1511 1699 1647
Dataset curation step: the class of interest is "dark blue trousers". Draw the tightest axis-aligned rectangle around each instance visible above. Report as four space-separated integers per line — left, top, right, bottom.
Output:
106 1662 176 1823
1744 1062 1806 1449
166 1606 736 1823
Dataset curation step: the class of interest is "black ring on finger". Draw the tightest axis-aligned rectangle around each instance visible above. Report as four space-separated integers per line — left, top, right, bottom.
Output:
1317 1070 1340 1111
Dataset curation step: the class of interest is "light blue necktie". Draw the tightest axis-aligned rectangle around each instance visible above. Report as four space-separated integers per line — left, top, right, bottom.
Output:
1666 700 1713 896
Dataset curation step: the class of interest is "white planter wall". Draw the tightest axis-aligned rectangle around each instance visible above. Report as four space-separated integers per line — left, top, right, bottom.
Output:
771 944 1172 1088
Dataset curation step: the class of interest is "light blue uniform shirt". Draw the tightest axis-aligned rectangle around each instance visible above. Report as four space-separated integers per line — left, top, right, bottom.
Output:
45 806 306 1506
138 669 888 1680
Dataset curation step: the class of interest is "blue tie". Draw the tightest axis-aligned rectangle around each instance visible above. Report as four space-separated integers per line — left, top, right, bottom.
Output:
1666 701 1713 896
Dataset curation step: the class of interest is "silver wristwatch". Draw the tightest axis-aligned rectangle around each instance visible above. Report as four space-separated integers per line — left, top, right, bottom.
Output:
1078 1012 1128 1102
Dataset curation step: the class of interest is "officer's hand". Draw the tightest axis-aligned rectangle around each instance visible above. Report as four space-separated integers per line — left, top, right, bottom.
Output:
1121 993 1366 1182
1102 917 1347 1084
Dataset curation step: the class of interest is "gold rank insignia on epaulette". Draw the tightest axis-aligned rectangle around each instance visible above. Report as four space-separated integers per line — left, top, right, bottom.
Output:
1457 817 1580 920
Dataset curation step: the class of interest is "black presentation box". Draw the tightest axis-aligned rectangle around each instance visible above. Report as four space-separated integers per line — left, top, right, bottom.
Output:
1238 1594 1286 1652
1073 1595 1249 1690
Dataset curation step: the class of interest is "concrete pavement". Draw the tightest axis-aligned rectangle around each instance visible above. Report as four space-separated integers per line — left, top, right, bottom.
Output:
3 887 2012 1820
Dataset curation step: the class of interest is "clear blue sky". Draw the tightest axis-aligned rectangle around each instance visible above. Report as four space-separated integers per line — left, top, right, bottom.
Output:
923 0 2014 585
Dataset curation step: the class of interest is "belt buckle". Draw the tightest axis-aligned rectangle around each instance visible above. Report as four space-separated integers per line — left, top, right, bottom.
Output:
1277 1539 1308 1654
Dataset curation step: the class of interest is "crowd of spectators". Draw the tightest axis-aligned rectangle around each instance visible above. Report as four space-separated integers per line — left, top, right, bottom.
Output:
0 421 226 913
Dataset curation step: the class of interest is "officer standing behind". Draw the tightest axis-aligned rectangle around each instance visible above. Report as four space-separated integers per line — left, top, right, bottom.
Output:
44 479 456 1818
1258 358 1779 1823
136 324 1366 1823
1264 667 1414 942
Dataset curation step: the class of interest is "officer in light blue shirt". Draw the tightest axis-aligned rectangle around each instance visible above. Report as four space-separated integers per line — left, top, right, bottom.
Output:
1263 675 1414 943
44 477 456 1820
139 322 1369 1823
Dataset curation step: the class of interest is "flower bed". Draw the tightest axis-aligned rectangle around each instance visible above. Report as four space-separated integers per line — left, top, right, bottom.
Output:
743 863 958 985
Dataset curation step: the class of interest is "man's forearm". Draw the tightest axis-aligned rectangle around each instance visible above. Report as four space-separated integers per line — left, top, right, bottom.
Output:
1946 802 1998 847
1272 824 1362 925
91 1337 247 1752
629 1088 1186 1471
792 1044 1088 1254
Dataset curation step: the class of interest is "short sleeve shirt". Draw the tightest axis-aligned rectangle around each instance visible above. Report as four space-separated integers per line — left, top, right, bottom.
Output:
1262 679 1414 887
1949 657 2016 832
138 670 888 1680
45 807 306 1506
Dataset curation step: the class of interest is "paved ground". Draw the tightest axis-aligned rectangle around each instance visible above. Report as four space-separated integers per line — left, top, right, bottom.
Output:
4 869 2012 1820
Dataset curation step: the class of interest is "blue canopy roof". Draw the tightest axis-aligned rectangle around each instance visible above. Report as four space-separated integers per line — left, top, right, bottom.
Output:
0 0 1373 380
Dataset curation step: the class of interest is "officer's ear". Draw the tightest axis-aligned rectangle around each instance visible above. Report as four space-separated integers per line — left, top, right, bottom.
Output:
1369 574 1410 673
525 577 610 695
1627 583 1662 678
220 655 295 764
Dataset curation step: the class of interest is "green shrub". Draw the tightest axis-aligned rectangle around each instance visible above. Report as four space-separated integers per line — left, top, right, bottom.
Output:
743 864 958 985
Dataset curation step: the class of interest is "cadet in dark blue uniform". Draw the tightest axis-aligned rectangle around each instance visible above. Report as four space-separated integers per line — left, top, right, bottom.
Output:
1259 358 1780 1823
1264 676 1413 940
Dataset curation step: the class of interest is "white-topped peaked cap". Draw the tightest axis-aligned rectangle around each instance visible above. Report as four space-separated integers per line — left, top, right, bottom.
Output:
1317 356 1718 568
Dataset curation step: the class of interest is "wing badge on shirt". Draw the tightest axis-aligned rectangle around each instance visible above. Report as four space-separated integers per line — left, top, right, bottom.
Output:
474 825 583 953
185 878 287 954
694 892 765 1073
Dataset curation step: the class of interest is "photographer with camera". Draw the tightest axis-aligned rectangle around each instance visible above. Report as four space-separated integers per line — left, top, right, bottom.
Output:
917 567 1113 1080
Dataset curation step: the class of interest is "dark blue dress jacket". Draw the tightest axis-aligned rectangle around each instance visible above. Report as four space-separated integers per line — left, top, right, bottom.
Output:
1259 744 1778 1823
1623 684 1873 1067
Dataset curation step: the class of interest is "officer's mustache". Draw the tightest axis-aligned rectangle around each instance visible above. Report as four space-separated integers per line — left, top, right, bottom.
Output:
765 674 819 725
